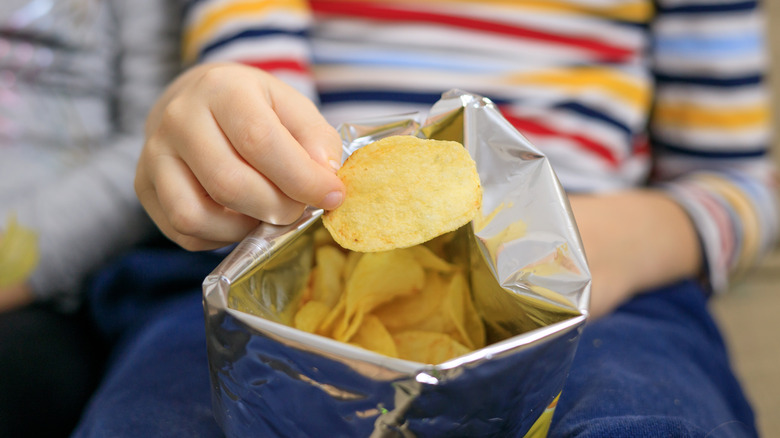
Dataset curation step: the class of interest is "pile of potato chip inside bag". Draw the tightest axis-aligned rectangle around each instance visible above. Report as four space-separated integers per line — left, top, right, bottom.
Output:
294 227 484 365
292 135 486 365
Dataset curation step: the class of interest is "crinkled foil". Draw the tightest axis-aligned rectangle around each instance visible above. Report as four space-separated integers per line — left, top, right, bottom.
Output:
203 90 591 437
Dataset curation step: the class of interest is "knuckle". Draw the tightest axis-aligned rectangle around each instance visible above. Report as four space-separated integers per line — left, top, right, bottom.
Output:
143 131 167 160
155 98 190 141
237 121 277 159
197 64 232 91
206 167 246 208
267 202 306 225
167 200 205 238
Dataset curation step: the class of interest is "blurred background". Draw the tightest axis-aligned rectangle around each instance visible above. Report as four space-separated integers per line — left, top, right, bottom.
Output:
708 1 780 435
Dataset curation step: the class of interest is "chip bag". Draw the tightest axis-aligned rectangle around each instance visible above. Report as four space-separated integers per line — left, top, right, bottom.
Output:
203 90 591 437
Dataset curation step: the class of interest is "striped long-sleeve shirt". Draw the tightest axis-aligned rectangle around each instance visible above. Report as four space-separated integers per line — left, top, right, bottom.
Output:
181 0 777 294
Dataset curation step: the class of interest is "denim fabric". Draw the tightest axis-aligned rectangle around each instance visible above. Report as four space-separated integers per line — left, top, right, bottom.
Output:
551 280 756 438
71 249 757 437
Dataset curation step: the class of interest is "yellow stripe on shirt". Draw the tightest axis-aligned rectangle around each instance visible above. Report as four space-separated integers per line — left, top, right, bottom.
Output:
502 66 651 113
183 0 311 63
654 102 769 131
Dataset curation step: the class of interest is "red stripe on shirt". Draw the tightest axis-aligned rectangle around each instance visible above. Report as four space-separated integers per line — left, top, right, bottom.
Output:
238 59 310 74
310 1 634 62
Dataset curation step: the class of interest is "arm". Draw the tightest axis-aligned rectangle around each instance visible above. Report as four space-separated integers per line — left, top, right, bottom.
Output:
579 0 776 317
649 0 777 293
569 190 701 318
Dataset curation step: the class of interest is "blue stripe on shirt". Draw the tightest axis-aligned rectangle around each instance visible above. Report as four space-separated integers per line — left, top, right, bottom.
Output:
555 102 633 137
653 72 763 87
654 139 767 159
656 1 757 14
319 90 466 106
654 33 762 57
199 28 308 60
312 51 512 73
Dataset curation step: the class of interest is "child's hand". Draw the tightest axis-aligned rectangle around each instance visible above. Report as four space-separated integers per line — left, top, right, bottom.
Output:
135 63 345 251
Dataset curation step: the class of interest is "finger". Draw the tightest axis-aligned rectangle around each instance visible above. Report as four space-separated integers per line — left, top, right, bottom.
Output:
136 156 235 250
160 96 308 225
210 73 345 210
140 189 236 251
268 80 344 171
141 142 271 250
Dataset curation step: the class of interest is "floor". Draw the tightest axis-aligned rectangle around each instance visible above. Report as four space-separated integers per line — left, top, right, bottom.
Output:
707 4 780 435
711 252 780 436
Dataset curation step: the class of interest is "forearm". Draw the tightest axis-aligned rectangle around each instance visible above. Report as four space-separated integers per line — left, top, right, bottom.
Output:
569 189 701 318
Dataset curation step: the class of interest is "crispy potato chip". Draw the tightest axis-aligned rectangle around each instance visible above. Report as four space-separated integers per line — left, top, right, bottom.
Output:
342 250 362 280
461 277 486 349
311 246 346 308
336 249 425 342
423 230 457 260
0 216 39 288
344 249 425 315
294 300 331 333
373 271 449 331
313 225 337 248
409 245 455 273
393 330 470 364
351 315 398 358
317 294 345 338
445 271 485 350
323 135 482 252
298 224 486 363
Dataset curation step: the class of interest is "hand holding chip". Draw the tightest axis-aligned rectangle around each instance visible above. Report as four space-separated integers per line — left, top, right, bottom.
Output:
135 62 345 250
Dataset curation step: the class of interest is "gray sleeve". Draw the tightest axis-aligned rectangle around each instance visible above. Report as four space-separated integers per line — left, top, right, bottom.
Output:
21 138 155 310
20 0 182 310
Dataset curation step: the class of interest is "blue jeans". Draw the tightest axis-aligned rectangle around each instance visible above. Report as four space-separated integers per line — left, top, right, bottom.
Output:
72 249 757 437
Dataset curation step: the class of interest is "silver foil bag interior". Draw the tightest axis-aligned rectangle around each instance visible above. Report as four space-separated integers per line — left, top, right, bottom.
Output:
203 90 591 437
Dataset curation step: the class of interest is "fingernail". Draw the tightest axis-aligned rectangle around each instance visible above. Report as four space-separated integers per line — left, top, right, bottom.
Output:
329 159 341 172
321 190 343 210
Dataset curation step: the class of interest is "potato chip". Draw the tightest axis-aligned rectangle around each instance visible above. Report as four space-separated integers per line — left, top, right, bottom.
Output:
313 225 337 248
295 224 486 364
350 315 398 358
373 271 449 331
342 250 362 280
336 248 425 342
316 293 345 338
461 277 486 349
393 330 470 364
409 245 455 273
322 135 482 252
445 271 485 350
0 216 39 288
311 246 346 308
294 300 331 333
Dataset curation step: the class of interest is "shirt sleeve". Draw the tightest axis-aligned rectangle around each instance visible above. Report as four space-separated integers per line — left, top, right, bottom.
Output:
650 0 778 293
15 0 182 310
181 0 318 100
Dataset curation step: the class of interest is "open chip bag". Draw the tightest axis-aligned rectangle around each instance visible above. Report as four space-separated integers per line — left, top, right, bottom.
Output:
202 89 591 437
